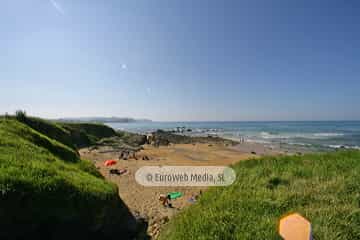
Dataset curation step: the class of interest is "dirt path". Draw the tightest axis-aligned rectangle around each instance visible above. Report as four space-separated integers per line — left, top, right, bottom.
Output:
80 143 276 238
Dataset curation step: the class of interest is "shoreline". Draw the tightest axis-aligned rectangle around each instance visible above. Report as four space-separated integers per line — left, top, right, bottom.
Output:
107 121 360 153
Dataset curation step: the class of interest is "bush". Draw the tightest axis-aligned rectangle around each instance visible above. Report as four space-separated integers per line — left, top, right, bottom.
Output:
15 110 27 122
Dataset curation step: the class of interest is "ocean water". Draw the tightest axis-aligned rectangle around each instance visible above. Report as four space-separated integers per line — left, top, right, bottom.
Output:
107 121 360 152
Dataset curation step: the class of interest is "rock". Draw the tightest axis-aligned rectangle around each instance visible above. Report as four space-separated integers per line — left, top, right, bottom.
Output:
149 129 237 146
119 150 137 160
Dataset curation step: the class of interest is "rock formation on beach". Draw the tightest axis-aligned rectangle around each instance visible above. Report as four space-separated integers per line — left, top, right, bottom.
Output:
146 129 237 146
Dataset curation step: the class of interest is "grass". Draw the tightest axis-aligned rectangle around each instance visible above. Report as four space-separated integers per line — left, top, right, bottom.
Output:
7 113 119 150
159 150 360 240
11 111 119 149
0 117 136 239
15 114 77 149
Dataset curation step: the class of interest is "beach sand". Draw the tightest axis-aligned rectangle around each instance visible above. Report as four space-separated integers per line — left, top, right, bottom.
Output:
80 142 279 238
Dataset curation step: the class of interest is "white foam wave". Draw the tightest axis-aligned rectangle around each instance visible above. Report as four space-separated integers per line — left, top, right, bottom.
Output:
328 145 360 150
258 132 345 140
260 132 290 139
287 142 312 146
245 139 271 144
314 133 344 137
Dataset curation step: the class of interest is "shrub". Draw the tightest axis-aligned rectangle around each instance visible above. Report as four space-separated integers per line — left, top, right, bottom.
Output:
15 110 27 122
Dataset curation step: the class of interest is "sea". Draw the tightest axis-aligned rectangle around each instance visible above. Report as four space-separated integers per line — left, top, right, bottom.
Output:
107 121 360 152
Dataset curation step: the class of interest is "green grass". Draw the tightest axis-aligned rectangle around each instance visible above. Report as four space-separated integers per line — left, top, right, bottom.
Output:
0 117 135 239
160 151 360 240
2 118 79 162
15 115 78 149
7 114 119 150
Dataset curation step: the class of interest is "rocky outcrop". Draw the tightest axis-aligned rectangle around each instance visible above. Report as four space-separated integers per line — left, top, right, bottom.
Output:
147 130 237 146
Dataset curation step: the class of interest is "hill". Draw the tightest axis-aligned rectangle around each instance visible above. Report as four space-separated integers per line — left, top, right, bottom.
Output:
160 150 360 239
0 115 138 239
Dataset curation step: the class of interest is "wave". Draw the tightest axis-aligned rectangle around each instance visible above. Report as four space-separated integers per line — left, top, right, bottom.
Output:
287 142 312 146
258 131 345 140
313 133 344 137
245 139 272 144
259 132 288 139
328 145 360 150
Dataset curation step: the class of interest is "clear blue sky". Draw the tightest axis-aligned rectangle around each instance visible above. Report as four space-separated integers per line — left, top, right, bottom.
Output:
1 0 360 121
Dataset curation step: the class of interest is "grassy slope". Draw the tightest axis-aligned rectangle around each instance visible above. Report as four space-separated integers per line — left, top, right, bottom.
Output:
0 117 135 239
160 151 360 240
58 122 118 148
5 116 118 150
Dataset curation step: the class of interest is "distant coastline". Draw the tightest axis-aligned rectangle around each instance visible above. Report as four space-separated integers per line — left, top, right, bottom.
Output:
54 117 152 124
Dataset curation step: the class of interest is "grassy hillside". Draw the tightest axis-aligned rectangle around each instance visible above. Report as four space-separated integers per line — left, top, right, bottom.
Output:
6 114 119 150
160 150 360 240
58 122 117 148
0 117 136 239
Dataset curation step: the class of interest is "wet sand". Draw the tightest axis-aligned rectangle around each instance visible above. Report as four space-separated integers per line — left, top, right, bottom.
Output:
80 142 279 238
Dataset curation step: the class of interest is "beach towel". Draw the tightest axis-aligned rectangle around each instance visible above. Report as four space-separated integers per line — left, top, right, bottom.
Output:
168 192 183 199
104 160 117 166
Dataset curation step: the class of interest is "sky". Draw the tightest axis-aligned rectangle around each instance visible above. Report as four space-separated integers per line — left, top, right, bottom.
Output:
1 0 360 121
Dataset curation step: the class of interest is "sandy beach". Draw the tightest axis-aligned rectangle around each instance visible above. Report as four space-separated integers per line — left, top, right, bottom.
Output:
80 142 279 238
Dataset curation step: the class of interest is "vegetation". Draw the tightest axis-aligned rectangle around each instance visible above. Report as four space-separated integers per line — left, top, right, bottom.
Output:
0 116 136 239
58 122 117 148
160 150 360 240
10 110 120 149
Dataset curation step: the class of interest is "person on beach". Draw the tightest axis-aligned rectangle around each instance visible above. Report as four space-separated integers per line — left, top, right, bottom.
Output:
159 194 172 207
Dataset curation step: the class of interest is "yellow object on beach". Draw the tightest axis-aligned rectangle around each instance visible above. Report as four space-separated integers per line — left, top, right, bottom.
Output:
279 213 312 240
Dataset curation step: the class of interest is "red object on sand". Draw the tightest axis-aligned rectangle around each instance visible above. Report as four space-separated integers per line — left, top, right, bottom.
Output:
104 160 117 166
